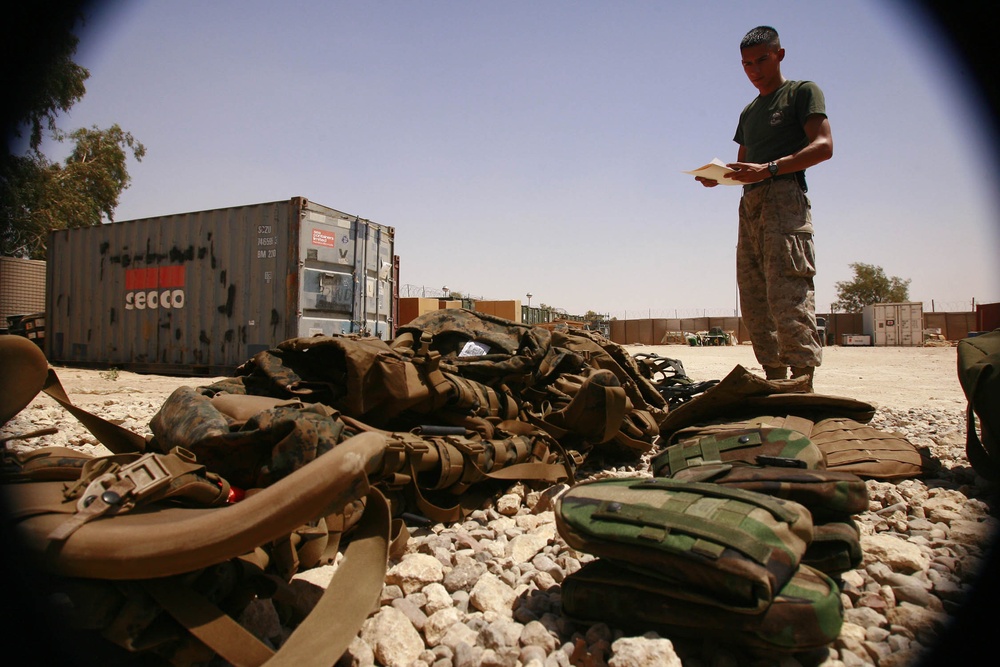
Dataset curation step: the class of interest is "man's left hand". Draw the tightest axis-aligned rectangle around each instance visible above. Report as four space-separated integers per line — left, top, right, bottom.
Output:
724 161 769 183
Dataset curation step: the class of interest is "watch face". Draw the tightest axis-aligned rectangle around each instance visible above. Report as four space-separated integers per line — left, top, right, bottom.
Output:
769 163 778 175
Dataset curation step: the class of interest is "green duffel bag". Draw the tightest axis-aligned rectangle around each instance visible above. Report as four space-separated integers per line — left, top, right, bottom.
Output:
651 427 825 477
562 559 843 653
555 477 813 612
669 462 869 523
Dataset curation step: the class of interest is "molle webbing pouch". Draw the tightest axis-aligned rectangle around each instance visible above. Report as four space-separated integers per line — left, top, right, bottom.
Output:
555 477 813 612
804 417 932 480
803 519 863 575
668 463 868 523
651 427 825 478
561 559 843 653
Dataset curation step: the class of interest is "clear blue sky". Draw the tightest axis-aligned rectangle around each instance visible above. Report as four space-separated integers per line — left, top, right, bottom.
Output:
45 0 1000 318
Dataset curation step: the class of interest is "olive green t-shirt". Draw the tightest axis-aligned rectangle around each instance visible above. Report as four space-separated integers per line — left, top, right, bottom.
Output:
733 80 826 164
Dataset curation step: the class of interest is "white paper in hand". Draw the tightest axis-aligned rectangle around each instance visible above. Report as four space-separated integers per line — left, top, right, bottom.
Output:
684 158 740 185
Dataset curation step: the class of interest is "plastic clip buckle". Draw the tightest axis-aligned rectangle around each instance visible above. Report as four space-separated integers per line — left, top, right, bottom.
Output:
76 453 172 512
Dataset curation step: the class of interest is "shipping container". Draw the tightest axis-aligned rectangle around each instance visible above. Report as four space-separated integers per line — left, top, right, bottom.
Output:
0 256 47 333
397 297 440 327
862 302 923 346
841 334 871 346
46 197 396 375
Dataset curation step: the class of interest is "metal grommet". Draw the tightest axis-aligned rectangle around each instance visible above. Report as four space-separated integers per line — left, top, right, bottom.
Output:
82 495 97 508
738 435 750 444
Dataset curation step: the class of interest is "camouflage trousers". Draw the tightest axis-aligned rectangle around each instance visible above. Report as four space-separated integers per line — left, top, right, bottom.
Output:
737 179 822 370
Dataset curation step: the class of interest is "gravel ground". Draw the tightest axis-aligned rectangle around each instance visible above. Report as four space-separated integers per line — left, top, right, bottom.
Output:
2 344 996 667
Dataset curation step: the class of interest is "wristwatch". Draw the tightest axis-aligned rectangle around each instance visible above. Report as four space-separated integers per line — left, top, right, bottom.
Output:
768 161 779 177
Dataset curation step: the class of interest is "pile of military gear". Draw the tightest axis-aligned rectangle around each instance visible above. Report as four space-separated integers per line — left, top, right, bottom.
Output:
556 363 932 655
0 310 667 664
0 310 934 664
632 352 719 407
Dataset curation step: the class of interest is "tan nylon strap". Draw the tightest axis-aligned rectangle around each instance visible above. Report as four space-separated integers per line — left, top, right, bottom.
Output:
415 334 452 410
265 488 391 666
146 489 392 667
781 415 816 438
143 577 275 666
612 429 655 454
48 450 222 542
41 369 148 454
595 384 628 443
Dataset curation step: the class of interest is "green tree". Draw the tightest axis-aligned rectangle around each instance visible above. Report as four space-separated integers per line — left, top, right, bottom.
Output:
833 262 911 313
2 4 89 153
1 5 145 259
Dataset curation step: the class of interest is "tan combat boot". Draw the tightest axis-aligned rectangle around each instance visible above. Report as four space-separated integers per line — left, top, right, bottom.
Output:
764 365 788 380
790 366 815 392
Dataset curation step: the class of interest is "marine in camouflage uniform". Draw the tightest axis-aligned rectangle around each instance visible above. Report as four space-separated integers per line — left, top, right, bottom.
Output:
696 26 833 388
736 178 820 373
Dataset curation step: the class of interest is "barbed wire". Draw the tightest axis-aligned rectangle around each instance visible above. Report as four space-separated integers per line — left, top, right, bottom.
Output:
400 284 485 300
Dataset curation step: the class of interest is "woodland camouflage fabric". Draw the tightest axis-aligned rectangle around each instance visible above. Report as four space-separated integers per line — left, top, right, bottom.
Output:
555 476 813 612
668 463 869 523
561 559 843 652
651 427 825 477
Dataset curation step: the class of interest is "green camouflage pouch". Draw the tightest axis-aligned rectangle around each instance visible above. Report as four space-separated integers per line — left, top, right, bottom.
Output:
670 463 869 523
561 559 843 653
803 519 863 575
651 427 825 477
555 477 813 611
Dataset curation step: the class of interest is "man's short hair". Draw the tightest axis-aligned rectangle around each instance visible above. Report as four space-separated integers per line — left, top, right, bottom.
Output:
740 26 780 50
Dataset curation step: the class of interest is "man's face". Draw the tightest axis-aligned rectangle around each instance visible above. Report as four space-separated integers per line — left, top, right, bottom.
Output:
741 43 784 94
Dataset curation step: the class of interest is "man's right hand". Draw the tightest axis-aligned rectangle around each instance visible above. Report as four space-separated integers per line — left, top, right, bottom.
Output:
695 176 719 188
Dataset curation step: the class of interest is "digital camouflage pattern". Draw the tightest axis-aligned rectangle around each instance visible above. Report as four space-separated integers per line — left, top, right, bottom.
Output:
736 179 822 370
555 476 813 611
150 386 351 489
561 559 843 652
651 427 825 477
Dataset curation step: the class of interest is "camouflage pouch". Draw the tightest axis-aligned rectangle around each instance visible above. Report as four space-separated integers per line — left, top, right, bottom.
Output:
668 462 868 523
803 518 863 575
651 427 825 478
561 559 843 652
555 477 813 611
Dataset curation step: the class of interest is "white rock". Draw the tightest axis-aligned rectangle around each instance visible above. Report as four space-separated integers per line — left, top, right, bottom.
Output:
862 533 930 573
608 634 682 667
386 553 445 594
469 572 517 616
360 606 424 667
